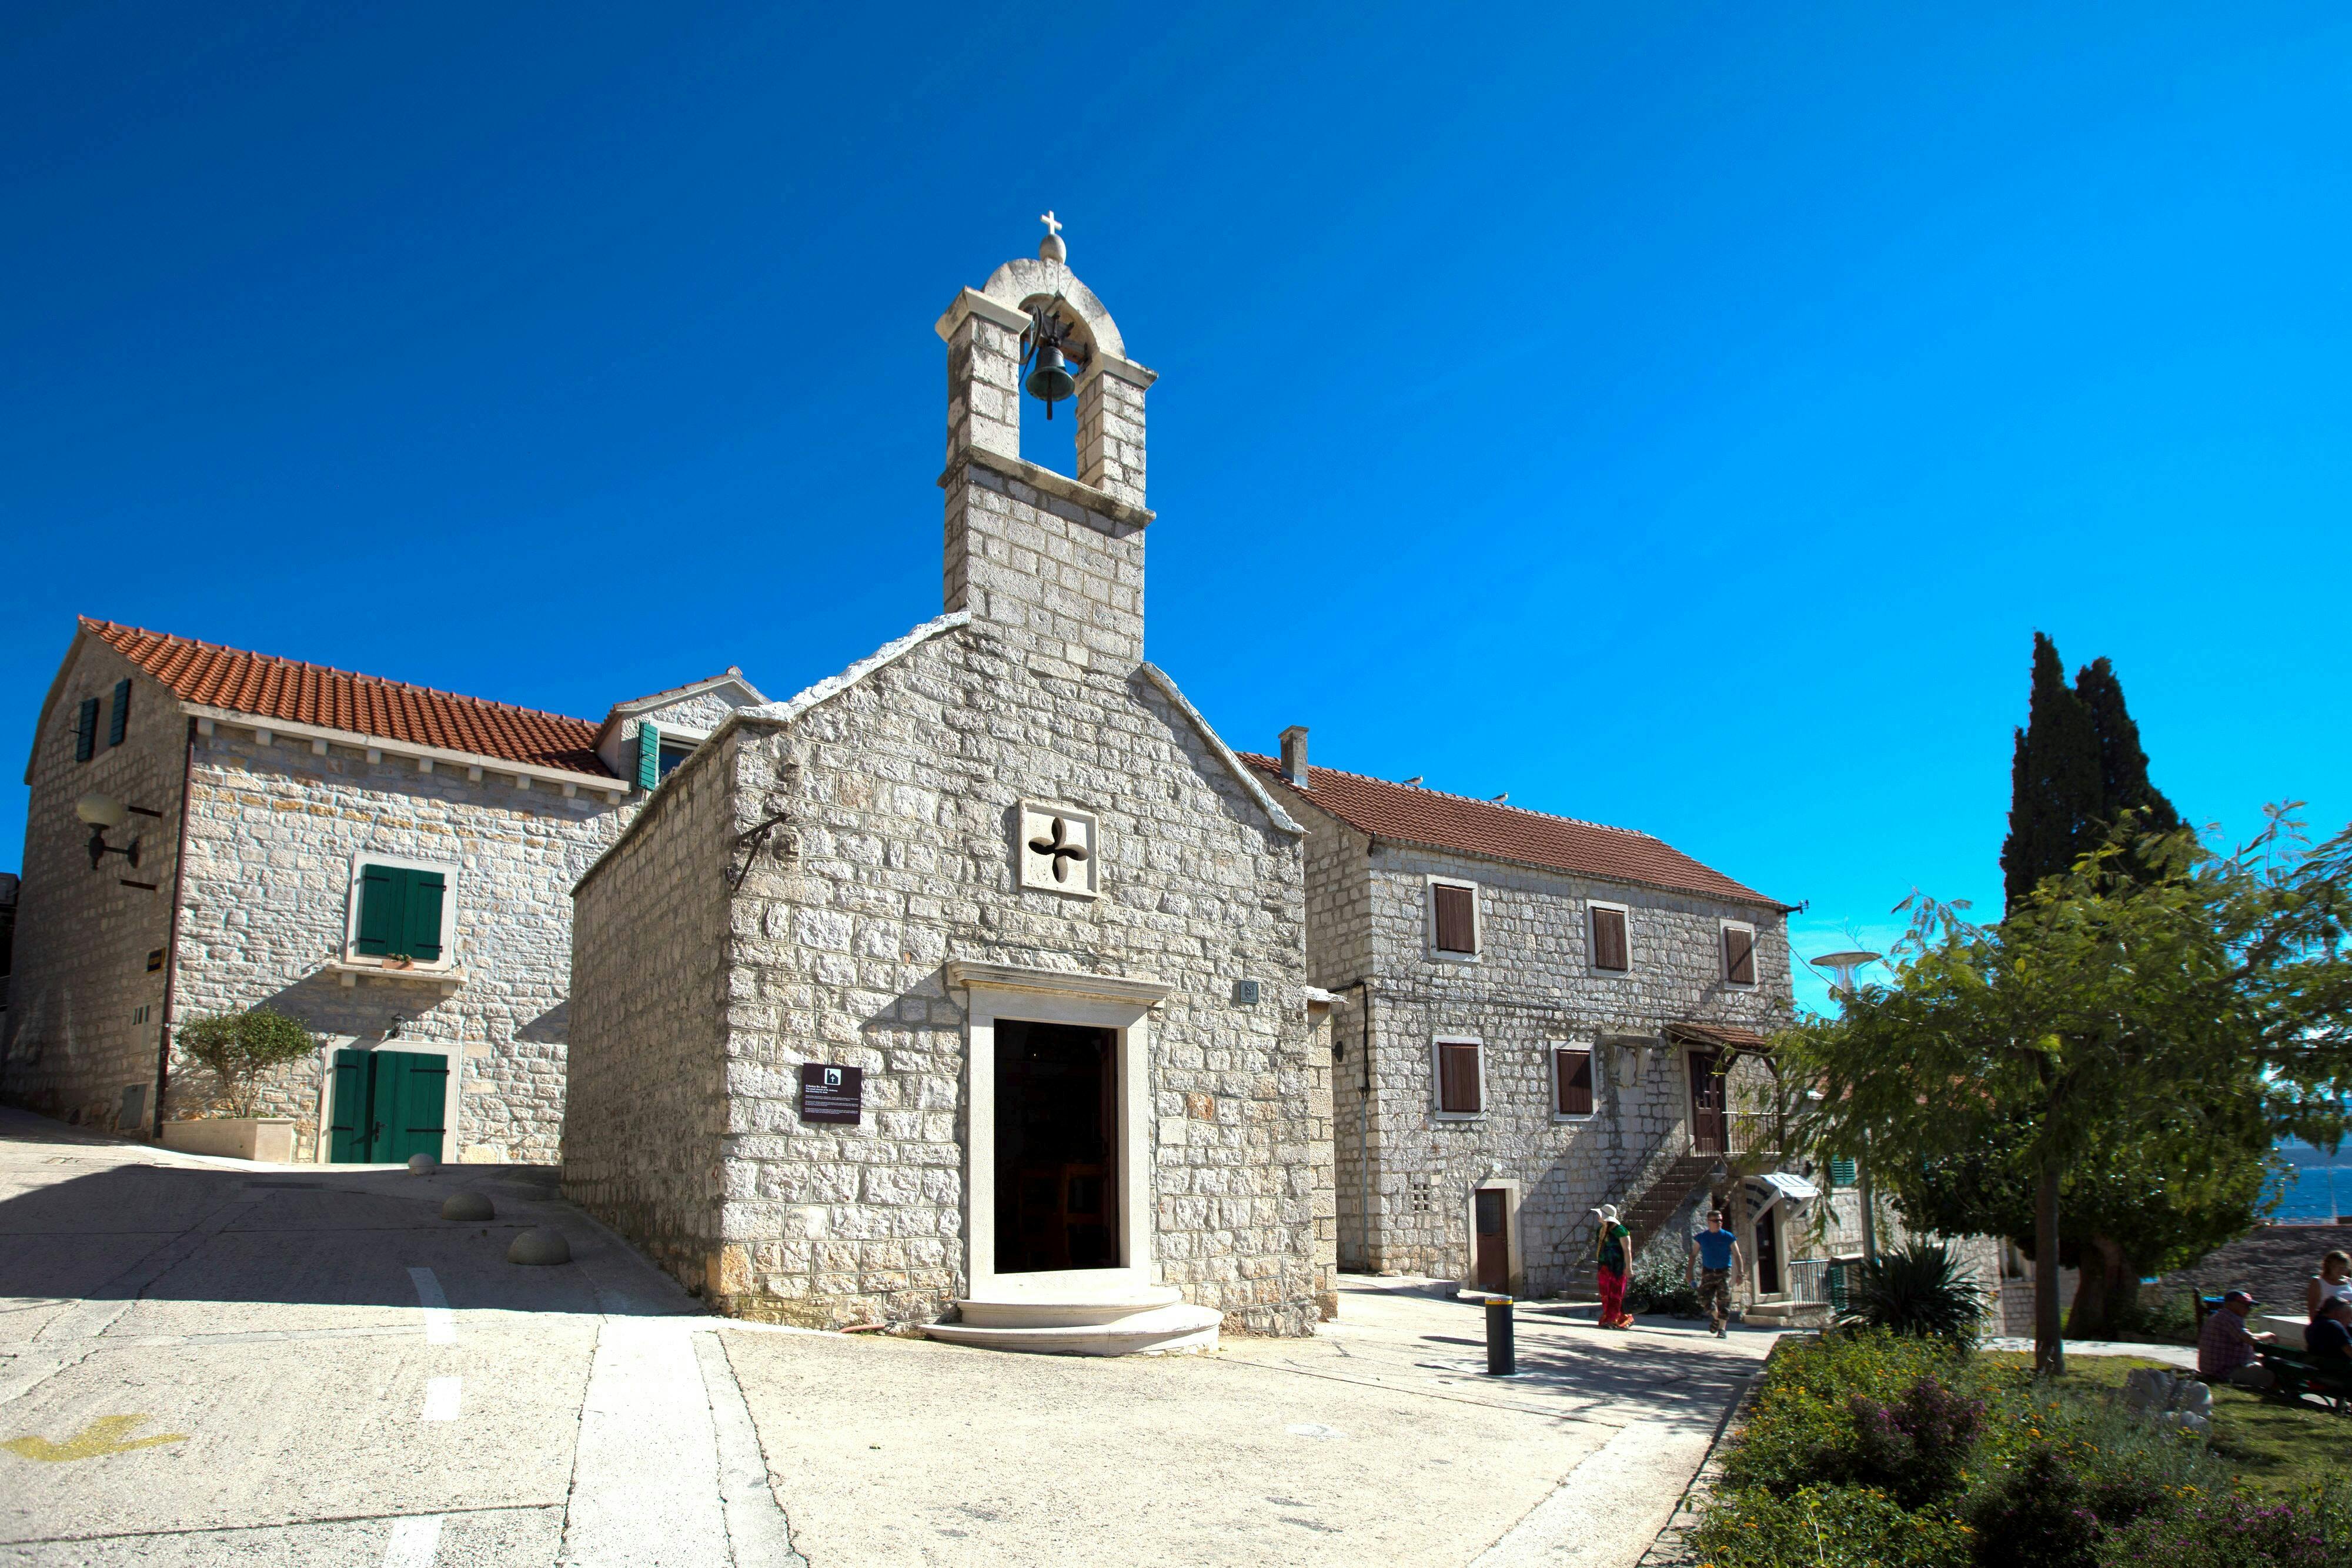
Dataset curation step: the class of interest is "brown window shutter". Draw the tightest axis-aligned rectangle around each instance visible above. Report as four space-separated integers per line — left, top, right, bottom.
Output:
1593 907 1628 971
1434 884 1475 954
1556 1049 1593 1115
1438 1041 1481 1114
1725 927 1756 985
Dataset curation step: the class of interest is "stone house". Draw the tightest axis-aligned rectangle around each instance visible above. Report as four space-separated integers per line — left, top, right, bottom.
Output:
1247 727 1825 1309
0 616 762 1162
562 229 1335 1350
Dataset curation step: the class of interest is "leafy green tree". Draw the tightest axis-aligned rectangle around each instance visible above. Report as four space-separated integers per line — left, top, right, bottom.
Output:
1785 811 2352 1374
178 1007 318 1118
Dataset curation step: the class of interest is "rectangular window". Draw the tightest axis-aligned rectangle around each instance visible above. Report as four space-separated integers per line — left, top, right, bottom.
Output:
1723 924 1756 985
1432 881 1476 955
657 741 693 779
1591 904 1629 971
1829 1156 1858 1189
108 680 131 747
1554 1047 1595 1116
353 863 449 963
1435 1039 1482 1115
75 697 99 762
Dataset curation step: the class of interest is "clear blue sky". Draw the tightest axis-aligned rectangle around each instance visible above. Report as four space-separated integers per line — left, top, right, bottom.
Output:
5 4 2347 1014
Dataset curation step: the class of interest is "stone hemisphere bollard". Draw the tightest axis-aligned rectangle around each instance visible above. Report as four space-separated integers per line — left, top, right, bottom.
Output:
440 1191 495 1222
407 1153 439 1175
509 1226 572 1266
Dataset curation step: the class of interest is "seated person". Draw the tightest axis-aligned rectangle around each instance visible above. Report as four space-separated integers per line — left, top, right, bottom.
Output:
2307 1296 2352 1373
2309 1249 2352 1324
2196 1289 2276 1389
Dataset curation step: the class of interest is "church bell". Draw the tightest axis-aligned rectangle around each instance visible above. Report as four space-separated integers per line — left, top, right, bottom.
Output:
1020 300 1091 420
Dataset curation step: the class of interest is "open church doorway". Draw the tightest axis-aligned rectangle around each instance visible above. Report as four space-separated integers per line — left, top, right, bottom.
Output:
993 1019 1120 1274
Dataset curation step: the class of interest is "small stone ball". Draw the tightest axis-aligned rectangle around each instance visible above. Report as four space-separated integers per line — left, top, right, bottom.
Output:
407 1154 439 1175
509 1226 572 1266
440 1191 495 1222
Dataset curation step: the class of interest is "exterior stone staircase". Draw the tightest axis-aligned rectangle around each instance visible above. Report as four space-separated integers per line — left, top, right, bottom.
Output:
923 1281 1222 1356
1566 1148 1721 1293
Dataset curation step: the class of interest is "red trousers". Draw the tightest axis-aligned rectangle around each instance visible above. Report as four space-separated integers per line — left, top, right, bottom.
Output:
1598 1265 1628 1326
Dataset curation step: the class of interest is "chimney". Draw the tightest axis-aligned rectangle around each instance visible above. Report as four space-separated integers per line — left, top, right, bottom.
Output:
1279 726 1309 786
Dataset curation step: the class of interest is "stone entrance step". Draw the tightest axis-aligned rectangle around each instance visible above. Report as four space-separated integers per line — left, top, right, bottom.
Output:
926 1283 1221 1356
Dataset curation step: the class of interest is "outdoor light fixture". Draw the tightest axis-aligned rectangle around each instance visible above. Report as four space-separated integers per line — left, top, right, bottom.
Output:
1812 950 1883 998
385 1014 407 1039
1020 296 1091 420
75 792 155 872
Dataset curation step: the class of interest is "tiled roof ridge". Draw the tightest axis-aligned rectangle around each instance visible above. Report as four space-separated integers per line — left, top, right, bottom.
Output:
1236 751 1665 844
81 617 597 728
614 668 756 710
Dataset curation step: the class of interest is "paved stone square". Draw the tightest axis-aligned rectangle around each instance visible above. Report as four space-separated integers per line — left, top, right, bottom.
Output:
0 1109 1768 1566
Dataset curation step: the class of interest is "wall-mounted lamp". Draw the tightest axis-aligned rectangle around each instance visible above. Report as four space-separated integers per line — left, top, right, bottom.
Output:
385 1014 407 1039
75 793 155 872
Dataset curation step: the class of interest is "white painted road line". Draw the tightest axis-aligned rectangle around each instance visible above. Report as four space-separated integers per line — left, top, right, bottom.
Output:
423 1375 462 1422
407 1266 456 1345
380 1513 443 1568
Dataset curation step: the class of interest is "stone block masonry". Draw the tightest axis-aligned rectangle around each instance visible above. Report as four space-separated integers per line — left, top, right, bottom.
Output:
568 618 1331 1335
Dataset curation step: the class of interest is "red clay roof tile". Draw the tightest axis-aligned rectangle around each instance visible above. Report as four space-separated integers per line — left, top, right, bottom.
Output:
84 618 613 777
1241 753 1786 910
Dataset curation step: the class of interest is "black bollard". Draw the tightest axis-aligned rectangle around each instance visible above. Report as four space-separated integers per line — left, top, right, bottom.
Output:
1485 1296 1516 1375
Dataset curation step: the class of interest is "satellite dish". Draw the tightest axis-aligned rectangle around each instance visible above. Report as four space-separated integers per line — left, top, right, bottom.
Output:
1811 950 1882 997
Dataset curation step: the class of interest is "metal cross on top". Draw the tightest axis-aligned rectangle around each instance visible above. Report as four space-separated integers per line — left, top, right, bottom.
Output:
1040 210 1063 239
1028 815 1089 883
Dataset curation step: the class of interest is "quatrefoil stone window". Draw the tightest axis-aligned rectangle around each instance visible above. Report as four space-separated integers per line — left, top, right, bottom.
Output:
1017 801 1101 898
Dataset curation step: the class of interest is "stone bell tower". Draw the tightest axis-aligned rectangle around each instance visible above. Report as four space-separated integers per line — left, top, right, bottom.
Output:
934 216 1157 671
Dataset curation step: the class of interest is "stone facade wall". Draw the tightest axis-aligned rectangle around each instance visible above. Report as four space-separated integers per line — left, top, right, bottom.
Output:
562 731 736 1284
162 724 627 1161
570 611 1329 1335
1269 781 1793 1298
1 639 187 1131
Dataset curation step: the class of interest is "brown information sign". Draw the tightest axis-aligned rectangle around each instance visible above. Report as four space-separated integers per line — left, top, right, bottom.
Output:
799 1063 863 1125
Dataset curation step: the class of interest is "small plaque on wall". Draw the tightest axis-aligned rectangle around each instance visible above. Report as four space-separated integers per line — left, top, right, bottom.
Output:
799 1063 863 1125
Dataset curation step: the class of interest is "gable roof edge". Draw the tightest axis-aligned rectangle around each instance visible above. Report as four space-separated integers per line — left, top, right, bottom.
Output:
1135 662 1304 838
26 620 99 785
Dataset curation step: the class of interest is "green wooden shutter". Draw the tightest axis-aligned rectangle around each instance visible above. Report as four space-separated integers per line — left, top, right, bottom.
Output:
355 864 403 955
327 1049 372 1162
108 680 131 747
373 1050 447 1164
75 698 99 762
1830 1156 1858 1189
636 721 660 789
404 870 446 961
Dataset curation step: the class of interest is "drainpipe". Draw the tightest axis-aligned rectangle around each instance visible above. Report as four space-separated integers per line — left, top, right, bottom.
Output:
152 717 196 1135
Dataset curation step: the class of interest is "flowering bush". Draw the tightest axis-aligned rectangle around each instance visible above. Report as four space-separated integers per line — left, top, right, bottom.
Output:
2102 1485 2352 1567
1688 1482 1972 1568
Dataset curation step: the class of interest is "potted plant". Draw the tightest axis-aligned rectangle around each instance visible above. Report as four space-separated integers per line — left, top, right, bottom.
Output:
382 952 415 971
159 1007 318 1162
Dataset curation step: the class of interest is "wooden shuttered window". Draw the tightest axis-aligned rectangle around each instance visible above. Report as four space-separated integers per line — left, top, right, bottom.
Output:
1723 925 1756 985
1591 905 1629 971
1555 1048 1594 1116
354 864 449 961
1436 1041 1482 1115
635 722 660 790
1829 1156 1858 1189
1432 882 1476 954
108 680 131 747
75 698 99 762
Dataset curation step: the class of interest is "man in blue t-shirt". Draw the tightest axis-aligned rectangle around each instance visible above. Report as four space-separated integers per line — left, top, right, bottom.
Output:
1686 1211 1745 1337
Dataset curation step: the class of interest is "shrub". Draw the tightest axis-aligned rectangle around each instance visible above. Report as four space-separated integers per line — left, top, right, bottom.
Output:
1844 1376 1986 1509
1719 1331 1982 1497
1622 1225 1700 1318
2107 1288 2200 1347
1966 1445 2100 1568
1686 1482 1972 1568
177 1008 318 1118
2103 1482 2352 1566
1839 1242 1990 1343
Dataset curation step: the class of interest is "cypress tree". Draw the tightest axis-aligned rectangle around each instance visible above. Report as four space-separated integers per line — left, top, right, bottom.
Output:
2074 655 2182 843
2000 635 2182 914
2000 633 2103 914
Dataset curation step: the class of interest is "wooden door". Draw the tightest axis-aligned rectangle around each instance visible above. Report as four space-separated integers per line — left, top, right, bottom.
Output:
1474 1189 1508 1291
327 1049 372 1162
372 1051 447 1165
1755 1208 1782 1295
1689 1051 1728 1154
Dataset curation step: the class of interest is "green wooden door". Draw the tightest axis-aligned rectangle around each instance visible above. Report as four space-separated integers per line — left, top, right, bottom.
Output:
325 1048 447 1163
372 1050 447 1164
327 1049 372 1162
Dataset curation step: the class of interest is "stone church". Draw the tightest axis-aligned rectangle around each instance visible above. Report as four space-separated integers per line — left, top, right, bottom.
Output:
562 227 1337 1348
